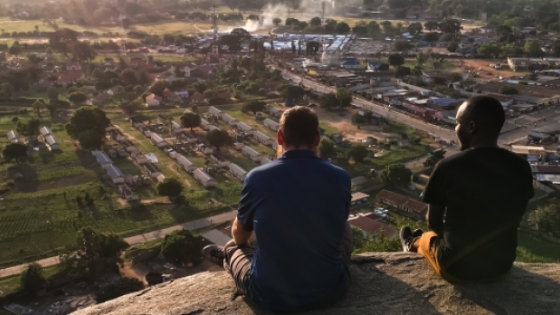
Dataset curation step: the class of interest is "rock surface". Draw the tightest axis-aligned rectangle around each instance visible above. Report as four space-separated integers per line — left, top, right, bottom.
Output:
72 252 560 315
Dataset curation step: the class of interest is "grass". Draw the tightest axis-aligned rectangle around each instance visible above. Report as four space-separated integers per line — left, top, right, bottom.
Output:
0 265 59 296
516 231 560 263
403 59 457 72
320 121 339 136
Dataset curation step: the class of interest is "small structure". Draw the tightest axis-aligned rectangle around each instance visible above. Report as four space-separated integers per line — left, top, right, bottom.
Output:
210 154 230 167
146 93 162 107
263 118 279 131
193 168 216 188
40 126 53 137
376 190 427 220
132 151 149 164
260 157 272 165
197 144 214 155
44 135 60 151
233 142 245 150
200 118 211 129
271 141 278 151
229 163 247 181
92 150 113 167
105 164 125 184
253 131 273 146
221 113 238 126
236 122 254 134
175 154 197 172
144 163 162 179
348 213 397 237
351 192 370 207
208 106 223 118
242 146 262 162
171 121 183 134
206 125 219 132
7 130 20 144
268 107 284 118
150 133 168 148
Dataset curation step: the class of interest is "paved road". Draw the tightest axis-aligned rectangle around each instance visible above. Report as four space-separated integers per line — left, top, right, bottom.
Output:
0 210 238 279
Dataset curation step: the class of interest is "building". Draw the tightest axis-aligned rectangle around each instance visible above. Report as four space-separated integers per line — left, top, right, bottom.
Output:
93 150 113 167
44 135 60 151
208 106 223 118
150 133 168 148
175 154 197 172
253 131 273 146
351 192 370 207
260 157 272 165
242 146 261 162
170 121 183 134
367 61 383 71
210 154 230 167
7 130 20 144
105 164 125 184
40 126 53 137
376 190 428 220
162 88 180 103
268 107 284 118
144 163 163 180
229 163 247 181
206 125 219 132
200 118 211 130
236 122 254 134
91 93 111 106
146 94 162 107
221 113 238 126
263 118 279 131
341 59 362 69
193 169 216 188
348 213 397 237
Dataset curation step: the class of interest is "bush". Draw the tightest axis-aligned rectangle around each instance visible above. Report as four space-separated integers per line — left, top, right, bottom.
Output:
96 277 144 303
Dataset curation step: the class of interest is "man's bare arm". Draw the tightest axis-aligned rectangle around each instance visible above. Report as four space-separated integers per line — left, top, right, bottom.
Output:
231 217 252 246
427 204 445 235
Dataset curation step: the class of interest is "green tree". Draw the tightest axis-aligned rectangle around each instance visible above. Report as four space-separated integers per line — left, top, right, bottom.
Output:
17 118 41 137
407 22 423 35
120 100 142 116
499 86 518 95
439 19 462 37
423 149 446 170
74 228 129 278
336 87 352 109
72 41 97 63
120 68 137 86
112 85 130 105
47 87 59 100
477 43 502 58
205 129 233 151
32 99 46 118
96 277 144 303
3 143 27 164
447 42 459 52
180 112 201 132
394 40 412 52
352 228 402 253
280 85 304 102
68 92 87 105
161 229 205 265
348 145 369 163
529 203 560 237
388 54 405 68
552 40 560 57
8 42 22 57
242 100 266 114
20 263 47 294
335 22 350 34
395 66 411 78
382 163 412 186
150 80 169 96
273 18 282 26
318 92 338 109
65 107 110 139
157 178 184 200
318 138 337 159
78 130 103 150
524 39 543 57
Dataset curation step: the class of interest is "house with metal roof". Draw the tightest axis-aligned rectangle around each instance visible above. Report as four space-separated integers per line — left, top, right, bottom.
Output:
268 106 284 118
221 113 238 126
253 131 273 146
260 157 272 165
7 130 20 144
208 106 223 118
242 146 261 162
93 150 113 167
40 126 53 137
200 118 211 129
263 119 279 131
193 168 216 188
45 135 60 151
105 164 125 184
206 125 219 132
175 154 197 172
150 133 168 148
341 58 361 69
229 163 247 181
236 122 254 134
171 121 183 134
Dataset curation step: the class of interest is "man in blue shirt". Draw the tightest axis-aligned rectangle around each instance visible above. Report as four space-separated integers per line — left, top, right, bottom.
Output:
202 106 352 313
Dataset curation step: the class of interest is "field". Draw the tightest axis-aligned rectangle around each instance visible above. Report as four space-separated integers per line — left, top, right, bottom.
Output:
516 231 560 263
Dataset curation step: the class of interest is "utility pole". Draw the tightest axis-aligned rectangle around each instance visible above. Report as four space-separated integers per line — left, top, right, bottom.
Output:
211 0 219 56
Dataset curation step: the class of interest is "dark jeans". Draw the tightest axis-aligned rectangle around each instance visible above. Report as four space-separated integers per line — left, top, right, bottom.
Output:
223 222 354 296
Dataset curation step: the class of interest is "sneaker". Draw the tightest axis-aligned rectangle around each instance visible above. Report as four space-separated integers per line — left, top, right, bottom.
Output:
412 228 424 238
399 226 414 252
202 245 225 267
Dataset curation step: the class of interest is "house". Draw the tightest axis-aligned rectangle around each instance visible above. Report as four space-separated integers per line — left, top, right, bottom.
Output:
367 61 383 71
341 59 362 69
348 213 396 237
351 192 370 207
263 119 279 131
131 151 149 164
162 88 180 102
209 106 223 118
206 125 219 132
197 144 214 155
144 163 163 179
93 151 113 167
105 164 125 184
253 131 273 146
57 71 85 86
210 154 230 167
221 114 238 126
44 135 60 151
268 107 284 118
146 94 162 107
91 93 111 106
260 157 272 165
7 130 20 143
229 163 247 181
175 91 189 99
170 121 183 134
175 154 197 172
181 66 191 77
193 169 216 188
40 126 53 137
65 62 82 71
236 122 254 134
233 142 245 150
376 190 428 220
242 146 262 162
271 142 278 151
200 118 211 130
190 93 205 104
150 133 168 148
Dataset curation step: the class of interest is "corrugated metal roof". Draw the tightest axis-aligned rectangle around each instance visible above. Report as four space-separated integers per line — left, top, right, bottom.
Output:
242 146 260 157
151 133 164 143
222 114 237 122
237 122 253 131
106 165 124 179
193 168 213 182
209 106 222 114
40 126 52 136
254 131 271 141
96 152 112 165
176 155 194 167
229 163 247 175
7 130 19 140
45 135 58 145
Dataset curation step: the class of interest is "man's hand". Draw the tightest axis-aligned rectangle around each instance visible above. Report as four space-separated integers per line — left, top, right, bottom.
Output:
231 217 252 247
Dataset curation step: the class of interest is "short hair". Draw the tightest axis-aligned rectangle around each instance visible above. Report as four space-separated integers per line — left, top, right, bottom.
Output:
464 96 505 137
279 106 319 148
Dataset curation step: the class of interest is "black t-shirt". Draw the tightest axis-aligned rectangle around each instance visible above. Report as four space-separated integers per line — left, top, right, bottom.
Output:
423 147 534 281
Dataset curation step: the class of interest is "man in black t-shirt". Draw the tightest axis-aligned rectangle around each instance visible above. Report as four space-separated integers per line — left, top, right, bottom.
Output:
400 96 534 282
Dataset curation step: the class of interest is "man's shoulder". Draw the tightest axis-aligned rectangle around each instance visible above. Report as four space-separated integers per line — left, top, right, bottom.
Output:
436 147 531 172
246 158 350 181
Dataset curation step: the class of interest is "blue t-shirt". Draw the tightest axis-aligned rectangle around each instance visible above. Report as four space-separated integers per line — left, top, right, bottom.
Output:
237 150 351 313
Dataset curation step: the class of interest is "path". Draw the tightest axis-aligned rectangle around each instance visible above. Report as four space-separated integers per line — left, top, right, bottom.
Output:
0 210 238 279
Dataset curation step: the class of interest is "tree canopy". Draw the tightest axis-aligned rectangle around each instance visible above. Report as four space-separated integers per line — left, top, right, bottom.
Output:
180 112 201 132
242 100 266 114
336 87 353 109
348 145 369 163
529 203 560 238
205 129 232 151
318 138 337 160
20 263 48 294
388 54 405 67
65 107 110 140
157 178 184 199
382 164 412 186
424 149 446 170
3 143 27 164
161 229 205 265
96 277 144 303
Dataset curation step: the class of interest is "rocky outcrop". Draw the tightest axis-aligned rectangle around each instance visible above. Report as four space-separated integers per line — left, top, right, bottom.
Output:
73 252 560 315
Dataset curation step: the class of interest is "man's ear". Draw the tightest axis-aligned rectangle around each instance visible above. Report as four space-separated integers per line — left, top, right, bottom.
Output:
277 131 284 146
313 132 320 148
469 120 476 133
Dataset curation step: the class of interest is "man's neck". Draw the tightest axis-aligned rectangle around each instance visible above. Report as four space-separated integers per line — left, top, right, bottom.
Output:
471 138 499 149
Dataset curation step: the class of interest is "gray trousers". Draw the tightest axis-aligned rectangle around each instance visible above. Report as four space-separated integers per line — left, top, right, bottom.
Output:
223 222 354 296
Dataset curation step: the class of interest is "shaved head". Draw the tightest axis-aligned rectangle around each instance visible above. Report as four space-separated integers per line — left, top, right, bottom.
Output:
455 96 505 150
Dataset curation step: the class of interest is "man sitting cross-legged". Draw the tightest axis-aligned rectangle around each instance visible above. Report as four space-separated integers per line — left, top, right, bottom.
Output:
202 106 353 313
400 96 534 282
